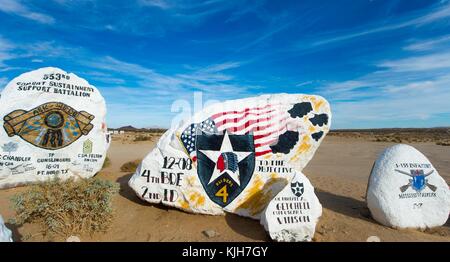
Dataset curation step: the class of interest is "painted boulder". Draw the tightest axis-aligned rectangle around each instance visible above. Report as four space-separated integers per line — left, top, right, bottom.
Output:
366 144 450 229
0 215 12 242
129 94 331 218
260 171 322 242
0 67 110 189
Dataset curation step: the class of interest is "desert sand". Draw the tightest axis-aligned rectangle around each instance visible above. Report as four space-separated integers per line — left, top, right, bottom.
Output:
0 132 448 242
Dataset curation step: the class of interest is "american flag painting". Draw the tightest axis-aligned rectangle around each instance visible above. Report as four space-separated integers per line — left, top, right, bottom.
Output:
180 103 295 161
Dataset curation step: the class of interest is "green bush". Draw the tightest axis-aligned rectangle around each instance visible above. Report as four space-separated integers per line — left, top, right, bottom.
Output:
10 177 119 237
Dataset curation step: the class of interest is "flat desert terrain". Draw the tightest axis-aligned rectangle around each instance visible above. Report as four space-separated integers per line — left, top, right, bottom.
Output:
0 130 449 242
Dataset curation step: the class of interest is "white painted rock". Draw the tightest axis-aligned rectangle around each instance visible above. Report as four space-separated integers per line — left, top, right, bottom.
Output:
0 215 12 242
129 94 331 219
367 144 450 229
0 67 110 188
260 171 322 242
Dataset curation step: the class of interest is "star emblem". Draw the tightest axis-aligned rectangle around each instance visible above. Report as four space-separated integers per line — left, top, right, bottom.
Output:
199 131 252 186
291 182 304 197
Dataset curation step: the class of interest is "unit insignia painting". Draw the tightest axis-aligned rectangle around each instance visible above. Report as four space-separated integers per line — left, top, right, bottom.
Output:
3 102 94 150
129 94 332 219
0 67 110 189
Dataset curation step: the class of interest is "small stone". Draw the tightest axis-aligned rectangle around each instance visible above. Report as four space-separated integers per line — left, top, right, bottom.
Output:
366 144 450 229
66 235 81 242
202 230 218 238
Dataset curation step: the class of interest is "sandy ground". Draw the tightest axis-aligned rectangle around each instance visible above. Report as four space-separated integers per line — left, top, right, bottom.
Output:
0 135 449 242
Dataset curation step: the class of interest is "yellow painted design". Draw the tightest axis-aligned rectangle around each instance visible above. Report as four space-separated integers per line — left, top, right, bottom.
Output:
186 175 196 186
188 192 205 207
308 126 316 133
314 99 324 111
178 197 190 210
235 174 288 216
290 135 311 162
303 95 316 102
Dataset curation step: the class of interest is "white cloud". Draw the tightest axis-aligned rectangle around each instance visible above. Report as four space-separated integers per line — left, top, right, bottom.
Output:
404 34 450 51
378 51 450 72
311 3 450 47
318 48 450 128
139 0 172 10
295 81 313 87
0 0 55 24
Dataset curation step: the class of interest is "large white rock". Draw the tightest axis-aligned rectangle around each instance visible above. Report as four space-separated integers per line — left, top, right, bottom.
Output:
0 67 110 188
0 215 12 242
367 144 450 229
129 94 331 219
260 171 322 242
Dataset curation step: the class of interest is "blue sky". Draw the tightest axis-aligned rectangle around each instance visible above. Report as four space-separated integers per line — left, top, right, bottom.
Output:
0 0 450 129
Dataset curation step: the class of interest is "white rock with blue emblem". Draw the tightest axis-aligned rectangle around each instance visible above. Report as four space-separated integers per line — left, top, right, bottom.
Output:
260 171 322 242
0 215 13 242
366 144 450 229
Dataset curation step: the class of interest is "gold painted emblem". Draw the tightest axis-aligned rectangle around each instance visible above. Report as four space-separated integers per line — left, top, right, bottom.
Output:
3 102 94 150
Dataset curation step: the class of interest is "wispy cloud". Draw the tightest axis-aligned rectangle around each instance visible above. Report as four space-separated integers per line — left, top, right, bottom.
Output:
310 3 450 47
404 34 450 51
317 42 450 128
378 51 450 72
0 0 55 24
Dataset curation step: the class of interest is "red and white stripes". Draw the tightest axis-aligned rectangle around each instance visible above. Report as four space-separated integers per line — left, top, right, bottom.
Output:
211 104 290 157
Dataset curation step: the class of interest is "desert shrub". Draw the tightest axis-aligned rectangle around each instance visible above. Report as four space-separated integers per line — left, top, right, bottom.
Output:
133 135 151 142
436 141 450 146
9 177 119 237
102 156 111 169
120 160 141 172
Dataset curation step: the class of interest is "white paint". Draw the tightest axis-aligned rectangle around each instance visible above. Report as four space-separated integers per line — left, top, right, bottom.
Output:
0 67 110 189
367 144 450 229
129 93 331 222
260 171 322 242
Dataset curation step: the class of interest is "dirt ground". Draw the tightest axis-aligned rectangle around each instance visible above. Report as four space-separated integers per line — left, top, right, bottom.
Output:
0 133 449 242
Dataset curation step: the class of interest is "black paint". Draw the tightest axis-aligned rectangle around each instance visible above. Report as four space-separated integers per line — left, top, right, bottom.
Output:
309 114 328 126
270 131 299 154
288 102 313 118
311 131 324 141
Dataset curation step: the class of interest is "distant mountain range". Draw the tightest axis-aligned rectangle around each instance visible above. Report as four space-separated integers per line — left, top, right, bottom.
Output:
108 125 167 132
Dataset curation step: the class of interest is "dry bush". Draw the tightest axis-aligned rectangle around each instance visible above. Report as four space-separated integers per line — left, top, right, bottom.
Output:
436 141 450 146
120 160 141 172
9 177 119 237
133 135 152 142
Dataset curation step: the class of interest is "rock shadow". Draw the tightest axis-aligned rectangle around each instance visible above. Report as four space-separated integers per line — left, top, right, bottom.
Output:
5 222 23 242
225 213 269 241
315 189 374 222
225 177 288 241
